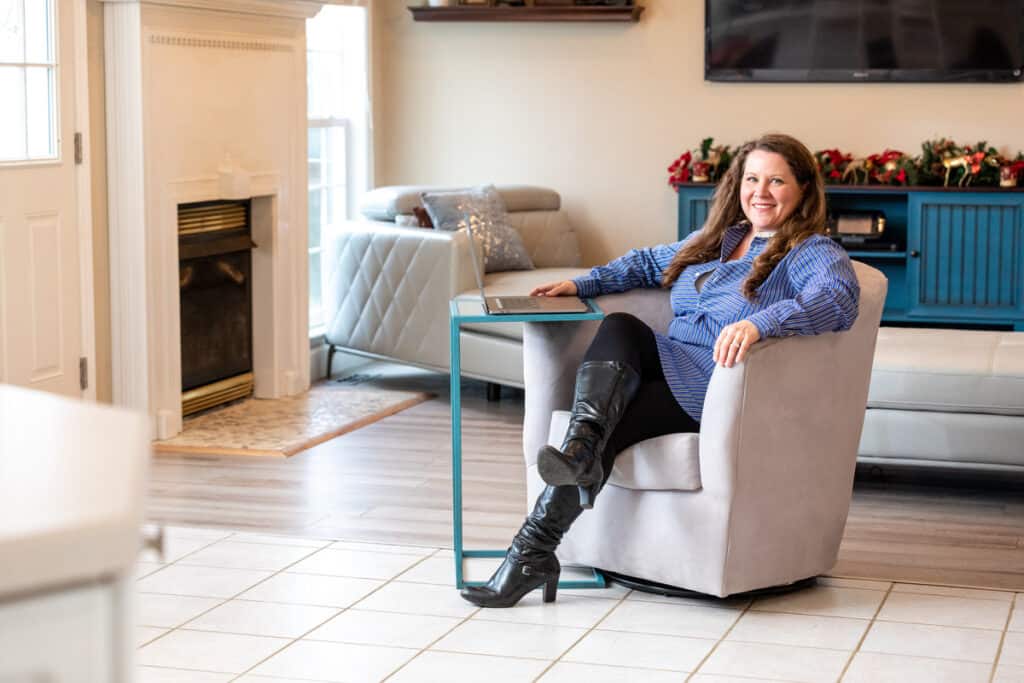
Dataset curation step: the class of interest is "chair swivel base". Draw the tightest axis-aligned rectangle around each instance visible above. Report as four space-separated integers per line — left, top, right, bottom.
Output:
599 569 818 601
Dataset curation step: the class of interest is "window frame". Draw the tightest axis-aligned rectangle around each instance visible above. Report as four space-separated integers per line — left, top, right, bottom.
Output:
0 0 60 166
307 116 352 335
306 2 370 338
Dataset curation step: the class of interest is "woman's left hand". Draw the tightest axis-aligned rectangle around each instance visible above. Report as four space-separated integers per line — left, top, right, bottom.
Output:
713 320 761 368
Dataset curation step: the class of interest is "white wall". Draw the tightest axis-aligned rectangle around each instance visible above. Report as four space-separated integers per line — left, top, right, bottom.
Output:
373 0 1024 264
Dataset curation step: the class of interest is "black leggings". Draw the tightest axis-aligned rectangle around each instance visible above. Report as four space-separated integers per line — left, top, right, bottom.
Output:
581 313 701 481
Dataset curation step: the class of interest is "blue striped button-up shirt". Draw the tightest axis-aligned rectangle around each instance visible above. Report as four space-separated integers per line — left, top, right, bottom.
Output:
572 225 860 422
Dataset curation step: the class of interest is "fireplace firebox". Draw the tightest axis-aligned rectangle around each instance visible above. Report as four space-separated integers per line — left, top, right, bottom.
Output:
178 200 256 415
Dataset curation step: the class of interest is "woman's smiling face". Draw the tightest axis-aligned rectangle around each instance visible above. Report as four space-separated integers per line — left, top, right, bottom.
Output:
740 149 804 232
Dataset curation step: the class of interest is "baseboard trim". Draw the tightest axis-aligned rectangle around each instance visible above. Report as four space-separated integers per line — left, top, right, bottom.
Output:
310 341 371 382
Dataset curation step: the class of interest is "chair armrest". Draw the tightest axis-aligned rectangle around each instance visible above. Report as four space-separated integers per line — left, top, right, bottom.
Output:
701 264 885 499
321 221 478 370
699 332 859 492
522 288 673 464
699 317 879 571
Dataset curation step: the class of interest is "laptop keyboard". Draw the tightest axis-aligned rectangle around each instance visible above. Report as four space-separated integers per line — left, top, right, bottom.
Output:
496 296 540 309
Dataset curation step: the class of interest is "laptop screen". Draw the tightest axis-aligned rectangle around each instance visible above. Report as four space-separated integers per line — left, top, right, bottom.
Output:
464 223 488 302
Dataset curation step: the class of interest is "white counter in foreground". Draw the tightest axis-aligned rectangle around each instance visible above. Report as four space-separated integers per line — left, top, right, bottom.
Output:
0 384 150 682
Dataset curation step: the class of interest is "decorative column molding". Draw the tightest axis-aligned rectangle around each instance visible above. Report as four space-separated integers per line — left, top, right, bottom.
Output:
102 0 150 417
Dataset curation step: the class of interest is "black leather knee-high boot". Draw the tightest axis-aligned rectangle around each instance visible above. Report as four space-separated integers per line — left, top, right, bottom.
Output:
460 485 582 608
536 361 640 509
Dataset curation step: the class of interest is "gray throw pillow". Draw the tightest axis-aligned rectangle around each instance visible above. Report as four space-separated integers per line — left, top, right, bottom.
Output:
421 185 534 273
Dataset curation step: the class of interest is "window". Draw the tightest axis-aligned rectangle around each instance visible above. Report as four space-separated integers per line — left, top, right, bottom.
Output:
307 121 348 330
0 0 57 163
307 3 370 334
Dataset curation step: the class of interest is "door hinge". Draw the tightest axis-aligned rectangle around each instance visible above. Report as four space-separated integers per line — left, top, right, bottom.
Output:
74 132 83 165
79 356 88 391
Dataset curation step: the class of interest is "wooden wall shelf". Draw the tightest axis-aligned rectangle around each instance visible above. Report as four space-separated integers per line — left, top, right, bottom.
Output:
408 5 644 22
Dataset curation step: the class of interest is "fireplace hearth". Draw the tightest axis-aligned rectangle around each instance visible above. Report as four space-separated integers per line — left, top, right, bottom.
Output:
178 200 255 415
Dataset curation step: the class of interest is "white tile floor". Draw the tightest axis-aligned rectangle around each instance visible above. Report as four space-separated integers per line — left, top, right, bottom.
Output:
136 526 1023 683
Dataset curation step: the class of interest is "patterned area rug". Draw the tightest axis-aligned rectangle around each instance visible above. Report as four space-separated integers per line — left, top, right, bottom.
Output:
153 381 433 457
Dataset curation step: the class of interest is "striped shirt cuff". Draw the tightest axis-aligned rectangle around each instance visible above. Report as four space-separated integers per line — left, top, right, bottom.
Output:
747 310 781 339
573 275 601 299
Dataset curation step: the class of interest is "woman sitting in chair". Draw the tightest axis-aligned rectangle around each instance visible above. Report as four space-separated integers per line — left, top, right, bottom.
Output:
461 133 860 608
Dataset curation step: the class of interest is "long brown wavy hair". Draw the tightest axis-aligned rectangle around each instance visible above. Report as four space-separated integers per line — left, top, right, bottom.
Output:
661 133 826 300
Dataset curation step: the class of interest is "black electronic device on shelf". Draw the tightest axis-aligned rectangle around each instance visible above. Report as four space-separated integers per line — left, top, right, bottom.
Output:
827 210 901 251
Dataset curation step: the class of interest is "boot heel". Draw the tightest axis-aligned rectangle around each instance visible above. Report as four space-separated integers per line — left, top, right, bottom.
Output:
542 576 558 603
577 484 598 509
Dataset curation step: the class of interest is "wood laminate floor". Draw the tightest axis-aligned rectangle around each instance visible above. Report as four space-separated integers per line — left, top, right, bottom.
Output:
149 365 1024 591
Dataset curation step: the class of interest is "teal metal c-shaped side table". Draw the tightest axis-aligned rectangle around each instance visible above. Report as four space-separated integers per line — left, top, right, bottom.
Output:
448 298 607 590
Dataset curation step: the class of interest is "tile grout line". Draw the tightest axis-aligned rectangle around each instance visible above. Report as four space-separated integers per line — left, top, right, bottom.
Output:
833 574 1021 597
222 543 443 682
137 529 1021 680
713 611 1007 636
683 593 754 681
139 530 421 681
134 663 282 679
141 529 312 674
884 585 1018 603
376 547 489 682
203 537 335 551
529 584 637 682
835 580 894 682
134 529 240 650
988 591 1017 683
252 579 1017 676
460 592 755 676
143 528 234 564
378 557 638 680
374 608 499 683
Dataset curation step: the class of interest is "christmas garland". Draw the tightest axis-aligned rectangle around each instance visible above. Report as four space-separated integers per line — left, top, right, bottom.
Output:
668 137 1024 190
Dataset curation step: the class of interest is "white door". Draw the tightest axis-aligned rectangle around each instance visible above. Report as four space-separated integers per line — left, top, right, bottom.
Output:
0 0 82 397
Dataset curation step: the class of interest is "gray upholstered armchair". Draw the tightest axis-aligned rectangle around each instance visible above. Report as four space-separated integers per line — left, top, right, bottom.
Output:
521 262 887 597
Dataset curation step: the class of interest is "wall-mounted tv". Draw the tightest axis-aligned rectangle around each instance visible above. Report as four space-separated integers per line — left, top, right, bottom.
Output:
706 0 1024 83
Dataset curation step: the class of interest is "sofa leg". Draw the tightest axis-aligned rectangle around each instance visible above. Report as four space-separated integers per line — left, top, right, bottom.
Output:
486 382 501 402
326 345 337 379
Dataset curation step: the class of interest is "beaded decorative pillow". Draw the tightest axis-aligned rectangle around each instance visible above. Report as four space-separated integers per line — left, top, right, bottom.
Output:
421 185 534 273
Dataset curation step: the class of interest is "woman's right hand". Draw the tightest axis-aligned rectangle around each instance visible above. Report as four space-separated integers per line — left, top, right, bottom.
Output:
529 280 578 297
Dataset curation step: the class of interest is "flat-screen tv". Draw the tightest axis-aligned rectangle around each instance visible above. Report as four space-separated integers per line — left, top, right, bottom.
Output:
706 0 1024 82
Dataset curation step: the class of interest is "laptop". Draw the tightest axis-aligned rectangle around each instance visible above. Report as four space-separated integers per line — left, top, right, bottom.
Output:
465 224 590 315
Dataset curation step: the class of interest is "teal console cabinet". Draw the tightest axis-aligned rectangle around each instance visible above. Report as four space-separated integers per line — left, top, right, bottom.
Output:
676 184 1024 331
908 193 1023 325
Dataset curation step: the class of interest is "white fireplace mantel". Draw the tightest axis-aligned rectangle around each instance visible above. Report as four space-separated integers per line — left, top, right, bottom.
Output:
102 0 320 438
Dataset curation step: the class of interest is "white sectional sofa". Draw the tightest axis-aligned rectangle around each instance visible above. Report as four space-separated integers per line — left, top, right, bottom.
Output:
323 186 1024 470
322 185 589 387
860 327 1024 471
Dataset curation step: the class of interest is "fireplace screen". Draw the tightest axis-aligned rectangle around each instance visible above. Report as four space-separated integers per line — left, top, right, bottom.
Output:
178 200 255 415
